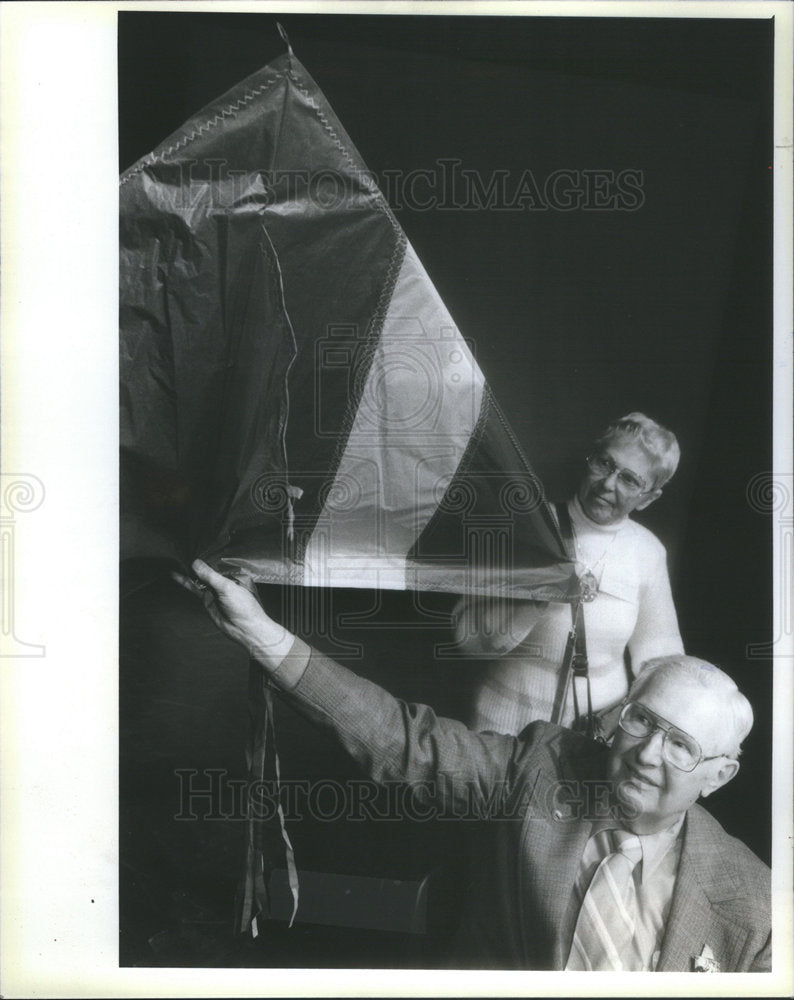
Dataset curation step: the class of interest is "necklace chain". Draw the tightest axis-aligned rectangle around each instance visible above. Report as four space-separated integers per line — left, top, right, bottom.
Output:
572 522 623 602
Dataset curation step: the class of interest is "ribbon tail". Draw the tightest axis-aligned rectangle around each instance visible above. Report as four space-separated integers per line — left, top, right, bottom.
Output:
266 683 300 926
235 657 300 936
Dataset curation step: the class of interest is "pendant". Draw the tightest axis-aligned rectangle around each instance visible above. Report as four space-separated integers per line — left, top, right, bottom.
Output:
579 570 599 602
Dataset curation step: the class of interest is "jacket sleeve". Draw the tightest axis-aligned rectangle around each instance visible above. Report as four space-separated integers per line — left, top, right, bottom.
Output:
276 637 544 816
748 931 772 973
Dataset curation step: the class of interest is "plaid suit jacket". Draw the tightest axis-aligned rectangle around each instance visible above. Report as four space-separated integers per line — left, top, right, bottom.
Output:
279 640 771 972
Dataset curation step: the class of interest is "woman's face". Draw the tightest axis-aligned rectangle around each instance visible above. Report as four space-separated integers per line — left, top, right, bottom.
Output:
577 437 662 526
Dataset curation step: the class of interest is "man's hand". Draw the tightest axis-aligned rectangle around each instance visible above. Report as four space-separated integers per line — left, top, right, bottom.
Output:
172 559 295 671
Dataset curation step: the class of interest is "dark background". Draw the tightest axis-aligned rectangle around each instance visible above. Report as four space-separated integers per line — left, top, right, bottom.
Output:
119 12 774 968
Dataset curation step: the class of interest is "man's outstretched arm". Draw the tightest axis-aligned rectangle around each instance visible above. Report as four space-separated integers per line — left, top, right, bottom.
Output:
174 559 535 808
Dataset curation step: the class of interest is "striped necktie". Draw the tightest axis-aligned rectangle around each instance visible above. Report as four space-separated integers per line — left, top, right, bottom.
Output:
566 828 644 971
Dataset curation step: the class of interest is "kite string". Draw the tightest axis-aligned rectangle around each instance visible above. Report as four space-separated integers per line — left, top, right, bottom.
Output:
276 21 294 71
260 223 303 543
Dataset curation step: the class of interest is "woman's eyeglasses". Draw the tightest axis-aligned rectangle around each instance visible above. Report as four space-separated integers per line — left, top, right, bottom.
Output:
585 453 649 496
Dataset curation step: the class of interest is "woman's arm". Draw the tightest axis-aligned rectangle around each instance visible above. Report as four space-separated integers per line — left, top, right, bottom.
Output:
452 594 547 656
626 548 684 674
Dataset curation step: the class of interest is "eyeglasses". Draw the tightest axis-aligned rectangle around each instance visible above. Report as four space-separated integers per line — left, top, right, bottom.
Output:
585 453 649 496
617 701 729 772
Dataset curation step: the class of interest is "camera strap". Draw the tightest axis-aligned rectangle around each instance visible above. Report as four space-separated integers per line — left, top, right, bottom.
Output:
553 501 595 738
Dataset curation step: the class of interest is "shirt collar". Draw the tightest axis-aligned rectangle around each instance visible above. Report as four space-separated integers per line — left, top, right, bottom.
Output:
589 813 685 884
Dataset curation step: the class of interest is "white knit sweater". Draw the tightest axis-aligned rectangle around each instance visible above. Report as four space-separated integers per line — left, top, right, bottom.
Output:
458 497 683 733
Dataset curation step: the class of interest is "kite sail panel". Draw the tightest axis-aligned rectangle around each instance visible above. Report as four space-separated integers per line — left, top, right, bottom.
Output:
120 47 574 601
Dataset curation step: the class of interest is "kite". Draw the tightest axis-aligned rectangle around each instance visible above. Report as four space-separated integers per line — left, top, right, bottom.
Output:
120 32 575 934
120 37 573 602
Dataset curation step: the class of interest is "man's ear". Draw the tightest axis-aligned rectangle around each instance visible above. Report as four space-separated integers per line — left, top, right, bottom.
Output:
700 758 740 799
635 488 663 511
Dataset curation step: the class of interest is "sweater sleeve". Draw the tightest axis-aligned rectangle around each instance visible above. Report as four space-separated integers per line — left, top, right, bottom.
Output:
627 539 684 674
452 594 547 656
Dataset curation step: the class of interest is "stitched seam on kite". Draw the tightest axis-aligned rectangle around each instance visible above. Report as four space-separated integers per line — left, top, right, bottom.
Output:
488 389 534 477
294 231 407 564
454 384 492 478
320 232 408 488
287 66 408 537
336 231 408 440
289 76 359 172
278 66 406 552
365 231 408 350
120 72 282 188
288 73 399 230
484 387 564 548
403 388 491 561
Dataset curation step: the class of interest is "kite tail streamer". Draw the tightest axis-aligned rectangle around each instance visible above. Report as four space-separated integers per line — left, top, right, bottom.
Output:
236 659 300 936
268 682 300 925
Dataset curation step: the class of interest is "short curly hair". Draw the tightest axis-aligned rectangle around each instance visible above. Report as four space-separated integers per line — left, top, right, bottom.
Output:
595 412 680 488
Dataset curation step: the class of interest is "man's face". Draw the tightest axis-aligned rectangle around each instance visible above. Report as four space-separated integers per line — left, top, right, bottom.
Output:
606 672 738 834
577 437 661 526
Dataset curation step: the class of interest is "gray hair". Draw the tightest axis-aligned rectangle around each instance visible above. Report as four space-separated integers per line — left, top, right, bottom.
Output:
595 412 680 488
630 655 753 759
